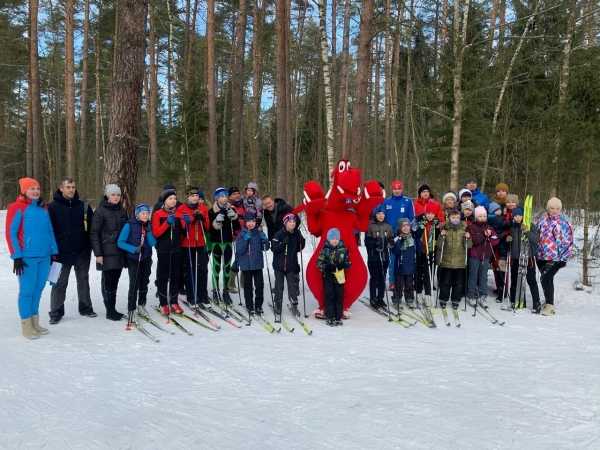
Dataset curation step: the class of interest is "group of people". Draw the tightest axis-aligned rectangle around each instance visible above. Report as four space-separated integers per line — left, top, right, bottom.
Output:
5 174 573 339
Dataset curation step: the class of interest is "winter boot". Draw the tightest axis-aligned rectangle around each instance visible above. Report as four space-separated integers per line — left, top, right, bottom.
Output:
170 303 184 315
369 297 378 308
222 290 233 306
105 291 124 321
335 319 344 326
541 304 555 316
21 319 40 340
227 272 239 294
326 319 335 327
31 315 49 335
376 298 387 309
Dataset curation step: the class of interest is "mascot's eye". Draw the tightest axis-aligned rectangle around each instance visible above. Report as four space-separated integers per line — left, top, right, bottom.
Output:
338 161 347 172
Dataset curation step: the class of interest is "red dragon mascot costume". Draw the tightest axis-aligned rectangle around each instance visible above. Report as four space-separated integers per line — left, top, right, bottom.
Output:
298 160 384 317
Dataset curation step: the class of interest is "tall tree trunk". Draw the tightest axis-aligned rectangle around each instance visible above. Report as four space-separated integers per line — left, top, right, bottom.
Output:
79 0 91 186
95 24 104 197
104 0 148 211
401 0 414 181
65 0 76 178
147 2 159 179
318 0 335 173
449 0 470 192
28 0 42 179
275 0 291 198
230 0 247 181
248 0 264 182
481 0 540 192
350 0 374 164
207 0 218 189
551 0 577 197
337 0 351 157
166 0 175 158
487 0 498 55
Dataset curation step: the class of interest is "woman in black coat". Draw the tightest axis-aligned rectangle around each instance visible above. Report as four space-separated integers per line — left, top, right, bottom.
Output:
90 184 128 320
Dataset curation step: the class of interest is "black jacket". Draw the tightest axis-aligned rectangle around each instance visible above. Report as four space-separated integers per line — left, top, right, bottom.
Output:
271 228 306 273
90 198 128 271
263 198 293 240
48 190 94 265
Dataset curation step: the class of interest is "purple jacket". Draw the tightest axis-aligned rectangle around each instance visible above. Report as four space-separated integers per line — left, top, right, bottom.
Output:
467 221 499 261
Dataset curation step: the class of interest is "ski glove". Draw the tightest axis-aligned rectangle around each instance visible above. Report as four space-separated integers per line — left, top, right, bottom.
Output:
216 213 225 223
13 258 27 276
193 210 204 221
227 208 237 219
182 214 192 225
166 215 176 225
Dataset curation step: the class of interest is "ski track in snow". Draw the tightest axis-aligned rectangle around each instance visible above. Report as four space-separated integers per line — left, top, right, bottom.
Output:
1 210 599 450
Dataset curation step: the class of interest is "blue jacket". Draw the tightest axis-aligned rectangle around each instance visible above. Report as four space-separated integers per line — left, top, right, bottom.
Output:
117 218 157 261
470 188 490 210
391 232 419 275
6 196 58 260
235 228 269 271
383 195 415 232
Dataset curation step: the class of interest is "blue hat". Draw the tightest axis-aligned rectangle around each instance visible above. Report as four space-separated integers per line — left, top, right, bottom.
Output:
327 228 340 241
213 187 228 199
513 206 524 217
373 204 386 215
488 202 501 214
244 211 257 222
135 203 151 218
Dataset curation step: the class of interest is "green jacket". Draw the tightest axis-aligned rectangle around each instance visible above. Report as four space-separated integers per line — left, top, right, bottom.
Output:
436 222 471 269
317 240 351 275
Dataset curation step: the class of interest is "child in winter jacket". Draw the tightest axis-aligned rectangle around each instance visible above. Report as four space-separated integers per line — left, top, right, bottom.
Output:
271 213 306 316
151 188 186 315
507 207 541 311
414 204 439 303
117 204 157 317
467 206 500 305
364 205 394 308
177 186 211 307
392 218 420 308
461 200 474 225
234 212 269 315
317 228 351 326
488 201 509 302
436 209 471 310
535 197 573 315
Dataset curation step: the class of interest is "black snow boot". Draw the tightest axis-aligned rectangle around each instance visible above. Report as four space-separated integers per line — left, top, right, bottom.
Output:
105 291 124 321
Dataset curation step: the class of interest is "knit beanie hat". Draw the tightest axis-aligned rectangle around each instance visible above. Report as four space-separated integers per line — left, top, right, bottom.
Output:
495 182 509 193
442 192 457 203
373 204 386 215
246 181 258 192
546 197 563 211
397 217 411 229
474 206 488 219
19 177 40 194
186 186 201 196
458 188 472 200
327 228 340 241
228 186 240 196
513 206 524 217
104 184 121 197
391 180 403 190
244 211 257 222
282 213 297 225
507 194 519 204
488 202 501 215
213 187 228 199
418 184 431 196
159 188 177 204
461 200 474 212
135 203 151 218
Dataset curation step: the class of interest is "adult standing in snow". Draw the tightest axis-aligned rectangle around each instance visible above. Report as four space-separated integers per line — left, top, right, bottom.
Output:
262 195 293 241
47 178 96 324
382 180 415 288
413 184 444 223
464 178 490 211
90 184 128 321
535 197 573 316
5 177 58 339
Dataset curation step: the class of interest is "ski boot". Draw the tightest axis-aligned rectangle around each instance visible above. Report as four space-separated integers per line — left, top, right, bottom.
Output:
222 290 233 306
170 304 184 315
541 304 555 316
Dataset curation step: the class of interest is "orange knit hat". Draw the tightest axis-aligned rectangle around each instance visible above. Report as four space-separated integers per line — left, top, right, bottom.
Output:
19 177 40 194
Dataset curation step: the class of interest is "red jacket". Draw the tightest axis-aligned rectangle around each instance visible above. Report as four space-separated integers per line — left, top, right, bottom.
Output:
176 203 210 247
414 198 445 223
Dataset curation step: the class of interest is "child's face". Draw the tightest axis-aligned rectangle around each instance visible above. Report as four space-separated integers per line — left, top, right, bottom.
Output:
444 198 456 208
188 194 199 205
138 211 150 223
425 212 435 222
217 196 228 207
476 214 487 223
285 220 296 232
461 194 471 203
449 214 461 225
506 201 516 210
548 205 561 216
464 209 473 217
514 215 523 224
328 238 339 247
165 195 177 209
246 220 256 230
401 223 411 234
375 212 385 222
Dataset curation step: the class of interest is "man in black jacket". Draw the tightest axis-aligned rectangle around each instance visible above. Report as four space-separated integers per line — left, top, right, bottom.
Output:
262 195 293 241
48 178 96 324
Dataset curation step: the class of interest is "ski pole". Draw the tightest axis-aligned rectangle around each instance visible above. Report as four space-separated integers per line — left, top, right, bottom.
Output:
127 228 146 329
219 226 229 316
378 232 392 322
230 220 243 307
436 235 445 308
263 251 278 322
463 235 469 312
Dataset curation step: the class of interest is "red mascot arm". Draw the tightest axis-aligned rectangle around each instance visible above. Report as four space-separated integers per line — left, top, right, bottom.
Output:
300 180 326 237
356 180 385 231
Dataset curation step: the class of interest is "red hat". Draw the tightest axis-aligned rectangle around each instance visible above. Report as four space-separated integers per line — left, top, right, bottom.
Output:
19 177 40 195
391 180 403 190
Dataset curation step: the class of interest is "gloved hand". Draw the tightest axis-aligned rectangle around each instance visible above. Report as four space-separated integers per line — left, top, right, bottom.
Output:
193 210 204 222
216 213 225 223
182 214 192 225
13 258 27 276
506 235 513 243
227 208 237 219
260 231 268 242
166 215 176 225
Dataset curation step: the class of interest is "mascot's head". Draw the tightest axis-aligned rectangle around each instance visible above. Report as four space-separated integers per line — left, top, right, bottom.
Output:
330 160 362 203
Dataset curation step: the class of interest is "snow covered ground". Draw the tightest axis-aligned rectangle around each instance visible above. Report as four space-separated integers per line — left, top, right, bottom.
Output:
1 210 599 450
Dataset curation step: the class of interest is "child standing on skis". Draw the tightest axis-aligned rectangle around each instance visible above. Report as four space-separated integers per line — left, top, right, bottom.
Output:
234 212 269 315
467 206 499 306
436 209 471 311
365 205 394 309
117 204 157 319
392 218 419 308
414 204 439 305
317 228 351 326
271 213 306 316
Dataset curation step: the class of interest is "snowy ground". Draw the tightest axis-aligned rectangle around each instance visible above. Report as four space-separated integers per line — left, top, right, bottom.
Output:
1 210 599 450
